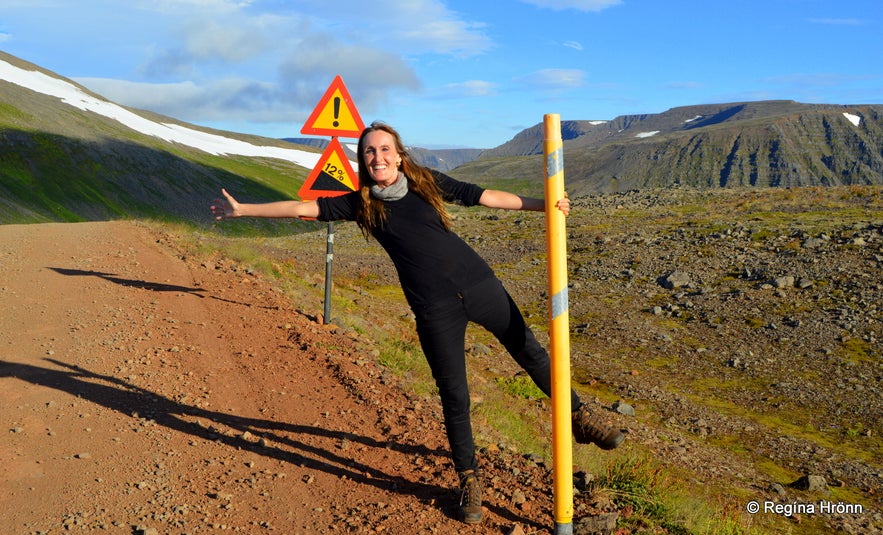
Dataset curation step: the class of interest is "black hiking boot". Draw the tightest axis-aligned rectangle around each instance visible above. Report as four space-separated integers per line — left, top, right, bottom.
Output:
458 469 483 524
572 404 624 450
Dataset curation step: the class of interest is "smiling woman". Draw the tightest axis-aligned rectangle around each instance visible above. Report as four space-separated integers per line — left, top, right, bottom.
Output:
362 128 404 189
210 121 624 525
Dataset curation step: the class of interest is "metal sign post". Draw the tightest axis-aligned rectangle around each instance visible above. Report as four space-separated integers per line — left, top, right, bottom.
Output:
323 221 334 323
298 76 364 325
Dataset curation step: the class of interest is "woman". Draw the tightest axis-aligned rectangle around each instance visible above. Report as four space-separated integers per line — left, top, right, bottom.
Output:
210 122 623 525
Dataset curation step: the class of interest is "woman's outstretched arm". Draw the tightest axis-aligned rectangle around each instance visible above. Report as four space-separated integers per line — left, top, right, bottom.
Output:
210 188 320 220
478 189 570 215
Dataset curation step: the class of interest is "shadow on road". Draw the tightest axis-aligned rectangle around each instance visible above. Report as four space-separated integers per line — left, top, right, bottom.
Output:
49 267 208 295
0 358 455 508
48 266 273 309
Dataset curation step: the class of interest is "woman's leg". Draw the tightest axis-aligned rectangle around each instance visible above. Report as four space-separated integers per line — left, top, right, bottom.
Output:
414 298 477 474
463 277 581 408
465 278 624 449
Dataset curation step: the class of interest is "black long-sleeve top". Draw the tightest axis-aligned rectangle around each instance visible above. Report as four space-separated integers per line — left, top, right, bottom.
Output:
316 170 495 308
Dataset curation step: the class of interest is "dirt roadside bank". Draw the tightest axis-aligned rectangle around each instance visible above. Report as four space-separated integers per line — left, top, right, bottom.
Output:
2 220 572 534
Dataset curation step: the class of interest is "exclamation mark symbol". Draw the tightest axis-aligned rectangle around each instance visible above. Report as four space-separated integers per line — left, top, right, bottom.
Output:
332 97 340 127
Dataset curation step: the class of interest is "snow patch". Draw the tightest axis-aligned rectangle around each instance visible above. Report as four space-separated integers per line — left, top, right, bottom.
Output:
635 131 659 138
0 59 322 169
589 120 607 125
684 115 703 123
843 112 861 127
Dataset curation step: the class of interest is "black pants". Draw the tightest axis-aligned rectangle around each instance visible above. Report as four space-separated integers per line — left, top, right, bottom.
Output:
413 276 581 474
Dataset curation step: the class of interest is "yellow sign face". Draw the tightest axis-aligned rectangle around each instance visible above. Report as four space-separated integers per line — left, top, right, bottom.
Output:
300 75 365 138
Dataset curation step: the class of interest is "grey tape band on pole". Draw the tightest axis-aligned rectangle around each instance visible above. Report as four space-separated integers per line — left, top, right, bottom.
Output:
551 287 568 320
546 147 564 178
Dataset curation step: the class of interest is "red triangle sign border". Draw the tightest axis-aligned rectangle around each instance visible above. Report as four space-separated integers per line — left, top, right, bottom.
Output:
300 75 366 138
298 138 359 200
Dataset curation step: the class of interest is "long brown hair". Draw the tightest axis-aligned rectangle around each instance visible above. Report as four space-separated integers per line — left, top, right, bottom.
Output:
355 122 452 238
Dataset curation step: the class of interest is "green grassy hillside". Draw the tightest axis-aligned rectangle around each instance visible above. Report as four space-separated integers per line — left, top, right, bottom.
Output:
0 53 317 231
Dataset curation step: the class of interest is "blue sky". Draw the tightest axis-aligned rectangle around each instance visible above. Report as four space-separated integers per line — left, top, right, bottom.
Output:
1 0 881 148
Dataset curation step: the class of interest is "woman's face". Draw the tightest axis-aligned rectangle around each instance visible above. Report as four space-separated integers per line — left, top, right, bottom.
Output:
362 130 402 188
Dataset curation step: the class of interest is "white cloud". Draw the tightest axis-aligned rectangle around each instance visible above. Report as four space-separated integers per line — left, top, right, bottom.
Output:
438 80 498 98
81 39 422 126
277 37 421 111
397 18 492 57
76 78 202 108
142 0 256 15
519 0 622 12
105 1 478 128
515 68 586 90
76 77 286 123
1 0 498 145
138 12 293 77
287 0 493 56
562 40 584 51
178 18 271 62
64 2 435 130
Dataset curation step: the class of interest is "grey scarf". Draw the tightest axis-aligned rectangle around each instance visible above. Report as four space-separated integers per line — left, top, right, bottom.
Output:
370 172 408 201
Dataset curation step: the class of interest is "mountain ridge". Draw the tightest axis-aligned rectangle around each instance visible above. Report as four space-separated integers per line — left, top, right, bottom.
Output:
453 101 883 194
281 137 484 172
2 50 882 224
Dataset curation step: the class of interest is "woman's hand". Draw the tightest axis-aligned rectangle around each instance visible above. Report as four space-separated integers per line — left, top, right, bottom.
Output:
210 190 320 220
555 193 570 216
210 188 241 220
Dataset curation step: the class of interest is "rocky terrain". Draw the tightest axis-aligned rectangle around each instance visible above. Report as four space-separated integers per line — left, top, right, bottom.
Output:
1 185 881 534
469 185 883 533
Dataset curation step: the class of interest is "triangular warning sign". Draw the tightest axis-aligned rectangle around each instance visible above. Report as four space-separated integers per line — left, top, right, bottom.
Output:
300 75 365 138
298 138 359 200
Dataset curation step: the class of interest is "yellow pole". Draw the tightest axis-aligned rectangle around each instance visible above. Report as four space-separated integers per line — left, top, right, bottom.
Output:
543 114 573 534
